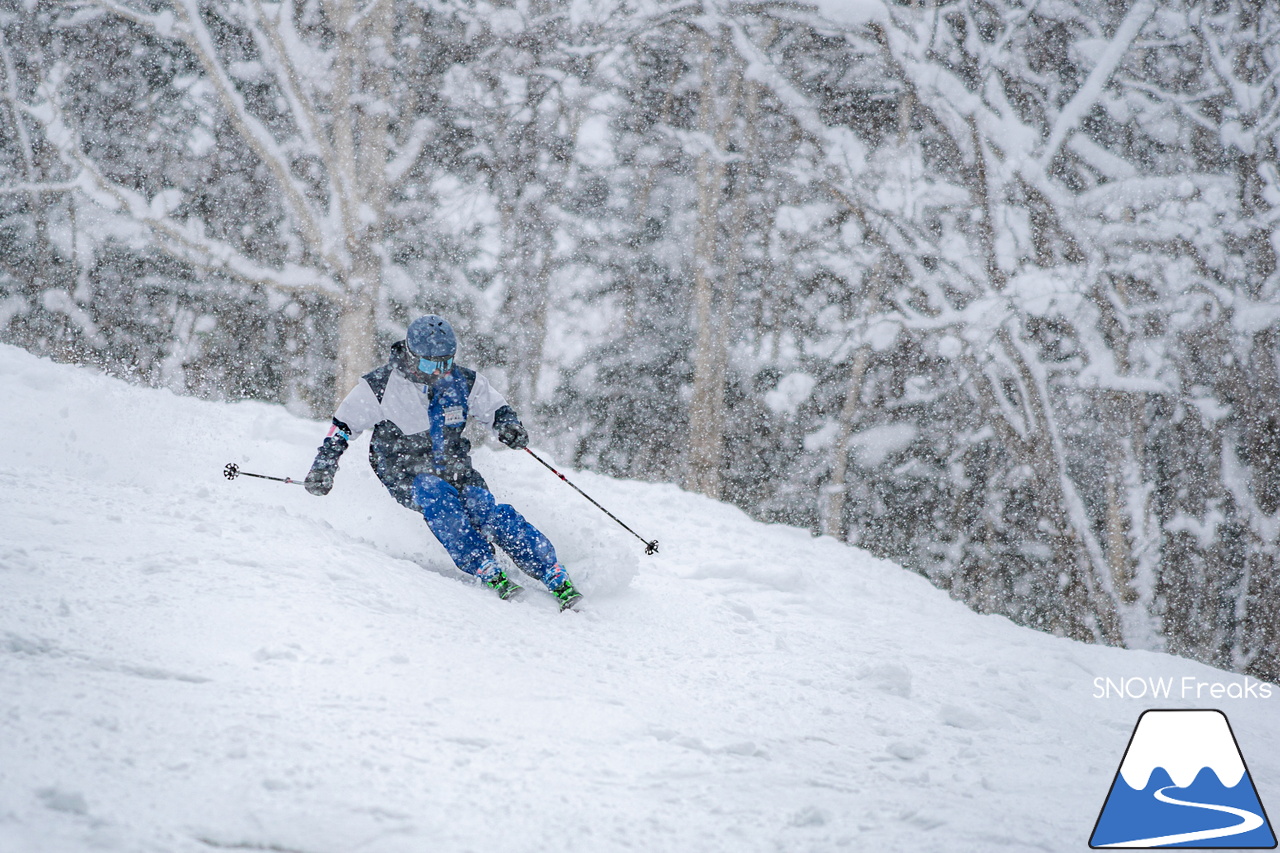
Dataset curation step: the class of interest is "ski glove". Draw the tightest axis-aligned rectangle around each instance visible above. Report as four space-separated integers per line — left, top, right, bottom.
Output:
305 463 334 496
305 420 350 496
497 421 528 450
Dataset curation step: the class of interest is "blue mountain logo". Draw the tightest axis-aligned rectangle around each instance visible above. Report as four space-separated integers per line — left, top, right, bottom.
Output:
1091 709 1276 848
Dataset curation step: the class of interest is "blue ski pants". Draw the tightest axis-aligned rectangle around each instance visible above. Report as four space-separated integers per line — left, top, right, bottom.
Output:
412 474 565 588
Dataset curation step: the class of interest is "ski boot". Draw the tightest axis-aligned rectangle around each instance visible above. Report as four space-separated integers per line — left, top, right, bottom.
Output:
480 562 524 600
551 577 583 612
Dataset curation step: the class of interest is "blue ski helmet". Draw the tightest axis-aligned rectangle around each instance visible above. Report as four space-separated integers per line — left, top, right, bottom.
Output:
406 315 457 359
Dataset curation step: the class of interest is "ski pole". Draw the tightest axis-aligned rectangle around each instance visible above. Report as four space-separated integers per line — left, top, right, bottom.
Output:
523 448 659 555
223 463 304 486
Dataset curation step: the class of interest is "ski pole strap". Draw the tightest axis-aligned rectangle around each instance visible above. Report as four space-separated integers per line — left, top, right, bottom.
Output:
223 463 303 485
523 448 659 555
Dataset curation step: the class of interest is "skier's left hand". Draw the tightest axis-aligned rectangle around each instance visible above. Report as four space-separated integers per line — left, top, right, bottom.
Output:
498 421 528 450
305 464 334 496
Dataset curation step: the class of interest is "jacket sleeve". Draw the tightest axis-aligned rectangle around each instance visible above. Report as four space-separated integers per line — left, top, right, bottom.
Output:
314 379 382 469
333 379 382 435
467 372 519 434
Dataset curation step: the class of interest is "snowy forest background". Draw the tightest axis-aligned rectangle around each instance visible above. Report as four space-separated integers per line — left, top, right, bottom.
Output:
2 0 1278 679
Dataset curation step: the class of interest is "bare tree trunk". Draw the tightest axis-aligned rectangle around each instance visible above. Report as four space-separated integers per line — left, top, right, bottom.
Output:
334 256 379 400
967 116 1008 291
495 199 547 411
684 32 741 498
0 25 55 292
1104 407 1137 604
959 328 1124 645
520 258 553 405
492 75 577 412
1119 405 1165 651
821 346 870 538
1225 326 1280 676
499 180 558 413
327 0 389 402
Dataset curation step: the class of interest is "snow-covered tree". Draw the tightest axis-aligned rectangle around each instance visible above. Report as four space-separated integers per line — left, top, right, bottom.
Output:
429 0 623 413
11 0 450 404
723 0 1280 674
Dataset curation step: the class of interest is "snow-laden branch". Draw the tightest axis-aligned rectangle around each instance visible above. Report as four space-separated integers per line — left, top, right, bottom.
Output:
1193 12 1280 150
717 8 943 278
1115 79 1224 133
1001 323 1125 642
170 0 346 273
875 12 984 166
0 181 78 195
347 0 391 30
1068 135 1137 181
241 0 337 169
1 20 46 184
1037 0 1156 169
716 9 892 269
27 70 341 299
40 289 109 348
76 164 339 297
385 117 434 184
83 0 349 275
961 334 1034 450
872 10 1098 277
1195 15 1263 122
878 0 1169 288
82 0 186 38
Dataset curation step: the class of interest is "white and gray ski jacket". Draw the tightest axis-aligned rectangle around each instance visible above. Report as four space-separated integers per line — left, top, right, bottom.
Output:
316 341 520 506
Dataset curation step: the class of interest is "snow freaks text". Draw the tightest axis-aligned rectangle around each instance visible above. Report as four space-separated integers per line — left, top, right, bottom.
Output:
1093 677 1274 701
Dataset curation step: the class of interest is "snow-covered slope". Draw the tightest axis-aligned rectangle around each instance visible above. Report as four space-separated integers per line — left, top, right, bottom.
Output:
2 344 1277 853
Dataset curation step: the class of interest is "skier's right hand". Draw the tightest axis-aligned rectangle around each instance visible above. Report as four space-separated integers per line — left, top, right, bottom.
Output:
305 461 335 496
306 428 347 496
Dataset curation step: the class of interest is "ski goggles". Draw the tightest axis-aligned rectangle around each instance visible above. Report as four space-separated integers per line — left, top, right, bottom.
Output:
419 355 454 374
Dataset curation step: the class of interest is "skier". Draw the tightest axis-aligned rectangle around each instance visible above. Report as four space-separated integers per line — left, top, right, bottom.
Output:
302 315 583 610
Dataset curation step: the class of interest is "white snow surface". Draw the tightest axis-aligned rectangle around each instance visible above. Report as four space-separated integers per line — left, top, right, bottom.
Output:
2 343 1278 852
